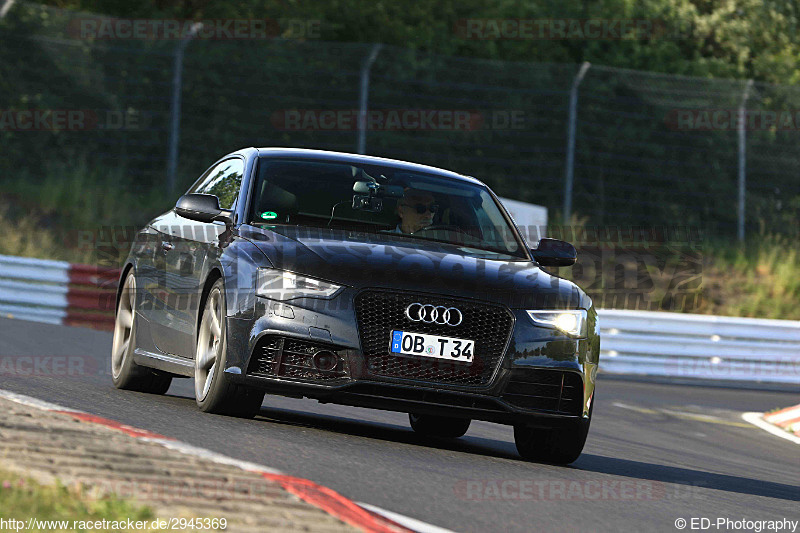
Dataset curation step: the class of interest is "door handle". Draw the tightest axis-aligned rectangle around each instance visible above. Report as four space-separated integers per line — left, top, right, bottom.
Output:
161 241 174 252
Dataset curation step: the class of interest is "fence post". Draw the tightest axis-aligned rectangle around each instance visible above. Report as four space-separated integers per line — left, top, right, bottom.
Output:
357 44 382 155
737 79 754 243
0 0 16 19
166 23 202 195
563 62 591 225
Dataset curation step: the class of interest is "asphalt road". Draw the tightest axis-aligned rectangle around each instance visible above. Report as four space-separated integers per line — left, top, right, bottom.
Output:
1 316 798 532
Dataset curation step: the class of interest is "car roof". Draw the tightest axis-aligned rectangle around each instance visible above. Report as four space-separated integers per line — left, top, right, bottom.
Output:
243 147 486 187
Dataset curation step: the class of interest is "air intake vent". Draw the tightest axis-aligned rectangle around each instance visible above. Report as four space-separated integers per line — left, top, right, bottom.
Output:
248 335 348 382
502 369 583 415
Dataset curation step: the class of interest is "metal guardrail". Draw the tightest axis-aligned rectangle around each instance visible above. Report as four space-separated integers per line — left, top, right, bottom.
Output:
2 254 799 387
597 309 800 386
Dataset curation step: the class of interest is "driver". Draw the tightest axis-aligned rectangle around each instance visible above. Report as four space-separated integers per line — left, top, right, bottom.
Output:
394 188 439 234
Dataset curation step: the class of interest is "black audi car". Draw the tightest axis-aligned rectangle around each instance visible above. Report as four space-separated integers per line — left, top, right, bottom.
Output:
112 148 599 464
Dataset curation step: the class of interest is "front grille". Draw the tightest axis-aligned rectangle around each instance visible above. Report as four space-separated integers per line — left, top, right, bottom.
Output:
248 335 348 382
502 369 583 415
354 290 514 387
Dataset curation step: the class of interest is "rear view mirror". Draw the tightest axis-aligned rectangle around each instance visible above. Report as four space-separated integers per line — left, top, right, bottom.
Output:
531 238 577 267
353 181 404 198
353 180 379 195
352 180 404 212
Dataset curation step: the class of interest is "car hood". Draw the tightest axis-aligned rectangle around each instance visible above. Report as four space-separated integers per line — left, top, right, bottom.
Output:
239 225 589 309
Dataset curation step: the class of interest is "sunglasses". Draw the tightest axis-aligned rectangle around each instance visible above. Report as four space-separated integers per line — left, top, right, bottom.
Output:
402 203 439 214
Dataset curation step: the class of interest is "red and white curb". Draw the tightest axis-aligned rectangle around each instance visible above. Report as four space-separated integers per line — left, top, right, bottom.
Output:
0 389 452 533
742 404 800 445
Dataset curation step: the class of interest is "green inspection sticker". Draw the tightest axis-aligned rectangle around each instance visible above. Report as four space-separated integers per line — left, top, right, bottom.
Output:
260 211 278 220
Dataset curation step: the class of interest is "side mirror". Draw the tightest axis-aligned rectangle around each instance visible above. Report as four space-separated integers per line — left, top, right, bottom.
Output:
176 194 233 225
531 238 577 267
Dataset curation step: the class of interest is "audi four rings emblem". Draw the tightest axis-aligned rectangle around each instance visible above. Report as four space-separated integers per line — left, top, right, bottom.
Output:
405 303 463 326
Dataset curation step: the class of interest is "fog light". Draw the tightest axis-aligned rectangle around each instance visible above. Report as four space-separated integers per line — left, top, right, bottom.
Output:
312 350 338 371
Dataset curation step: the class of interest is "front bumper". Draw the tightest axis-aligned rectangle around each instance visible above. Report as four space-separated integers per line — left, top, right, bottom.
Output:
224 288 599 427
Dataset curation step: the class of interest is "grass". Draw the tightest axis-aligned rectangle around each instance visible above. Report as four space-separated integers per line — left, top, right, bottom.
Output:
0 467 156 532
0 160 169 265
699 235 800 319
2 173 798 320
2 160 169 232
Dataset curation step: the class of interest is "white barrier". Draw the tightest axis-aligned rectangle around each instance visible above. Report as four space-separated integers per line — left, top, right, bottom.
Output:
0 256 70 323
597 309 800 386
0 254 118 329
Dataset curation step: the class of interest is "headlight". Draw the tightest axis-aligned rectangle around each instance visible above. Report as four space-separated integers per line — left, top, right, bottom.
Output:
256 268 342 300
526 309 588 337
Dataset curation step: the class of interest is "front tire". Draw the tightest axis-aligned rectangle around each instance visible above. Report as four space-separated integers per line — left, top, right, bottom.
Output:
514 410 591 465
194 279 264 418
409 414 471 438
111 271 172 394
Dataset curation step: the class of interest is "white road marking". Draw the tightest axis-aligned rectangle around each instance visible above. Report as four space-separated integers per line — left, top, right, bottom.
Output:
358 502 455 533
0 389 82 413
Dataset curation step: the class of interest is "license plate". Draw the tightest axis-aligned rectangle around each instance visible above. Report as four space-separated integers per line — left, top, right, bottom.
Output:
390 330 474 364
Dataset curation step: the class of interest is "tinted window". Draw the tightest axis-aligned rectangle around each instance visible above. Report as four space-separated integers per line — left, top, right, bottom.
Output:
193 159 244 209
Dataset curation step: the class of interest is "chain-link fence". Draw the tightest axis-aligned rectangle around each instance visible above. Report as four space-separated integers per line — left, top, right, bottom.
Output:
1 2 798 240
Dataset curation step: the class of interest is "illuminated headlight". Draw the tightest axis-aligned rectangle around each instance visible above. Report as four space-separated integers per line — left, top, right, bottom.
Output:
256 268 342 301
526 310 588 337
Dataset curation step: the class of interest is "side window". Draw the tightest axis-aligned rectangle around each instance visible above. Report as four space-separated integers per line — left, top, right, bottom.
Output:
193 159 244 209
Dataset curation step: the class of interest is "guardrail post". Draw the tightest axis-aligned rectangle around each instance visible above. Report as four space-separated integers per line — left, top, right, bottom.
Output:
563 62 590 225
166 23 202 195
737 79 754 243
356 44 382 155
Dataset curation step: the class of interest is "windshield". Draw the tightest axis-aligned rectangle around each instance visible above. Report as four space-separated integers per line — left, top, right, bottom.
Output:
248 158 527 259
